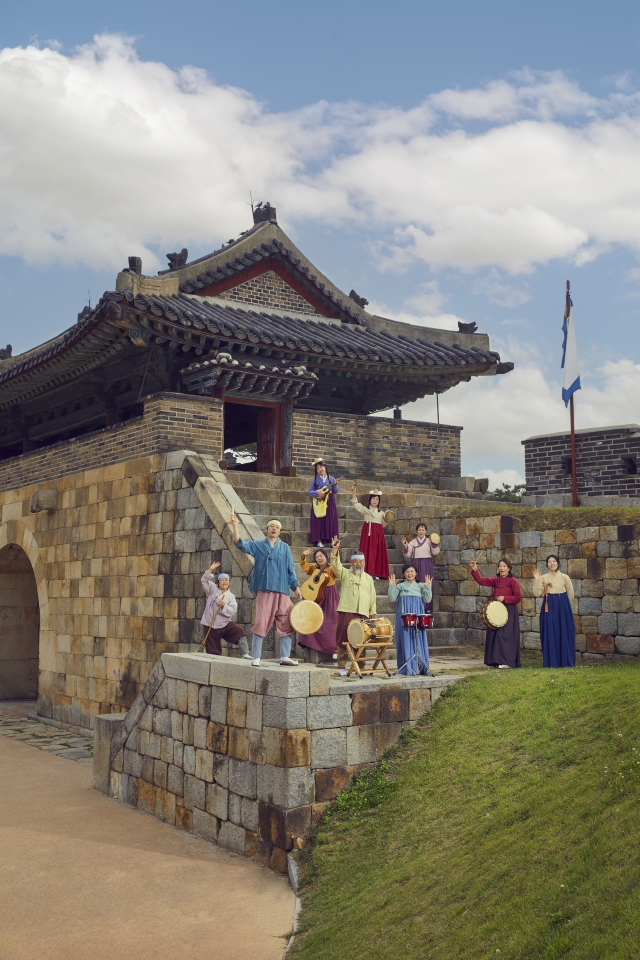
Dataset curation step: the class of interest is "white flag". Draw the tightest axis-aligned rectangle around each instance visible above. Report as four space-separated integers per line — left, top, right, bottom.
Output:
561 290 580 406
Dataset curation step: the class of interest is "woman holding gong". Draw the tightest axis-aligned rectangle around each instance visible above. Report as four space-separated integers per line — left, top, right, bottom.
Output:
296 547 339 658
469 558 521 668
533 555 576 668
308 458 340 547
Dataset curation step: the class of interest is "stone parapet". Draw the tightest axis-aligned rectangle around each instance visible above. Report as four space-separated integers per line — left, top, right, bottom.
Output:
95 652 458 872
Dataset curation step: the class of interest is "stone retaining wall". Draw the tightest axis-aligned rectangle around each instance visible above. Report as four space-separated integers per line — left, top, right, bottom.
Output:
94 652 457 872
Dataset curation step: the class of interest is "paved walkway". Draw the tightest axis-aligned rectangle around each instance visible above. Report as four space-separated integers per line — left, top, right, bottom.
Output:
0 732 295 960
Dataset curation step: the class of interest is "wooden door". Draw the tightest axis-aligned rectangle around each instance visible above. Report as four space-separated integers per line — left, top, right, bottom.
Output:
256 406 277 473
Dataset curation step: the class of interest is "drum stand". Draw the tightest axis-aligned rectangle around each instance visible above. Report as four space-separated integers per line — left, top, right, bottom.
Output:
345 639 393 678
396 626 431 677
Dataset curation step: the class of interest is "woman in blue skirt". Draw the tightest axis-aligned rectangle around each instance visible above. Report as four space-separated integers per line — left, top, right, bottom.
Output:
534 555 576 668
389 563 432 676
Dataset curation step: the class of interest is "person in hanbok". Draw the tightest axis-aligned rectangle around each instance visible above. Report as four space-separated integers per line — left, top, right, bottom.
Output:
296 548 339 659
308 458 340 547
389 564 432 676
350 485 389 579
469 558 521 668
401 522 440 612
533 555 576 668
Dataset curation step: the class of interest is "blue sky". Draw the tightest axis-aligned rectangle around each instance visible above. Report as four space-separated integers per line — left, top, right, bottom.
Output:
2 1 640 485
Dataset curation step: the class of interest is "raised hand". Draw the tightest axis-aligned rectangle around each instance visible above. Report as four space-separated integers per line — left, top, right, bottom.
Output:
424 575 432 585
533 568 542 580
469 560 478 571
389 573 397 585
303 547 314 556
401 536 409 548
351 483 357 496
230 511 238 526
208 560 221 573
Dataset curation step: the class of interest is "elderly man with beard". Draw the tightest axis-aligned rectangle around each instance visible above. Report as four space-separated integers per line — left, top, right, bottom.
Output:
230 512 302 667
330 535 377 669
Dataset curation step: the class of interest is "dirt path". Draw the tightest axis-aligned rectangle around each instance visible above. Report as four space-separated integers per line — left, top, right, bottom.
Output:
0 734 294 960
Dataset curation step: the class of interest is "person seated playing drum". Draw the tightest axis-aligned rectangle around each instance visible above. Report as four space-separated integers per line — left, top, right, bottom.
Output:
330 538 377 670
297 548 339 659
389 564 432 676
469 558 521 668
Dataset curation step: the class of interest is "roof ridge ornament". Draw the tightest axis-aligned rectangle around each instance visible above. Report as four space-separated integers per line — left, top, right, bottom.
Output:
166 249 188 271
252 201 277 225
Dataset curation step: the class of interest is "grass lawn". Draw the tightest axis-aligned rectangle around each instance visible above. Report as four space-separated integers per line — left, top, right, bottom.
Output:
291 660 640 960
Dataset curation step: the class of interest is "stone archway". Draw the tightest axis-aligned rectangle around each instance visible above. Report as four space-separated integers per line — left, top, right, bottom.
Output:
0 543 39 699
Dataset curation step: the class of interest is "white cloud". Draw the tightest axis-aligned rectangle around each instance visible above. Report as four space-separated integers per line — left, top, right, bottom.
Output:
478 468 526 490
2 37 640 280
367 281 464 331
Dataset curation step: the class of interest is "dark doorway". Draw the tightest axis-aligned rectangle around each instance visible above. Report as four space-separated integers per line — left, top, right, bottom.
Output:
224 401 279 474
0 544 39 699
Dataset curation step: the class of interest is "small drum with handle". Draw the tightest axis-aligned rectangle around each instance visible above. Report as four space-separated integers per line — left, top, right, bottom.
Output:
290 599 324 635
480 600 509 630
429 532 441 546
347 616 393 646
401 612 418 628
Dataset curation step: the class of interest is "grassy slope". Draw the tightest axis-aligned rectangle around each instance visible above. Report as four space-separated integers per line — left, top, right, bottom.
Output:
445 505 640 531
291 664 640 960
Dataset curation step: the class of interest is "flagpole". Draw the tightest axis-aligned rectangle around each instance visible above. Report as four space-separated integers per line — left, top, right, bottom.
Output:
567 280 578 507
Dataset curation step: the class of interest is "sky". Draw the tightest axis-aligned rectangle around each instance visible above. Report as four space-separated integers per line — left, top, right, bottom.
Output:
2 0 640 488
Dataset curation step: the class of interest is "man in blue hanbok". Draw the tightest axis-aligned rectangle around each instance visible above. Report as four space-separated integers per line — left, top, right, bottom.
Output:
230 512 302 666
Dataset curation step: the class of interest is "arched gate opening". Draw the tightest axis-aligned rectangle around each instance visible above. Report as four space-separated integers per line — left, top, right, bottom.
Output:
0 543 39 700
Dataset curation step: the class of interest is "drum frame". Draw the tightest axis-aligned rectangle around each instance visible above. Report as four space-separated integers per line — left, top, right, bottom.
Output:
345 617 394 678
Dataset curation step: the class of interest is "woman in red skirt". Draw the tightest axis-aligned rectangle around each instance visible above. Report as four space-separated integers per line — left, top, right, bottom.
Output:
350 484 390 579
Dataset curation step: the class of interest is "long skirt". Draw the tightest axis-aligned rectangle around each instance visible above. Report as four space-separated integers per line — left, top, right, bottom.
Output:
395 594 430 676
540 593 576 668
297 584 339 655
309 493 339 544
484 603 521 668
411 556 435 613
359 522 390 579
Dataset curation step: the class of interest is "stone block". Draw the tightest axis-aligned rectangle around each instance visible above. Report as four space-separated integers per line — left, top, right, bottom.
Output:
615 636 640 656
193 717 208 749
210 686 227 724
309 669 331 696
263 728 311 767
269 847 289 874
346 724 377 765
439 535 460 551
555 529 577 544
175 804 193 832
258 802 312 850
187 682 200 717
192 808 219 842
310 728 347 769
241 797 259 832
380 689 408 723
602 596 633 613
93 714 126 794
206 782 229 819
147 732 162 760
228 727 250 761
567 559 588 579
627 557 640 578
605 558 628 579
522 633 541 650
182 715 194 746
256 765 315 809
175 680 189 713
227 689 248 727
209 657 256 692
160 737 174 764
228 758 257 798
263 696 307 729
351 692 380 725
596 541 611 558
408 688 431 720
213 754 229 788
519 532 540 548
198 686 212 717
580 616 598 635
152 707 172 738
141 755 154 785
228 792 243 825
578 598 602 616
454 595 476 613
170 710 183 740
182 744 196 776
206 722 228 754
314 766 353 802
161 652 211 683
582 579 604 598
168 764 184 797
123 749 143 778
307 695 352 730
195 749 214 782
598 613 618 635
218 821 246 855
153 759 168 790
246 693 263 731
586 635 615 654
581 541 597 559
255 666 311 699
138 705 153 732
617 613 640 636
184 774 206 811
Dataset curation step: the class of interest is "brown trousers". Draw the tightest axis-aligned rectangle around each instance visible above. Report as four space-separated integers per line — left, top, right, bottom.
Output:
202 622 246 656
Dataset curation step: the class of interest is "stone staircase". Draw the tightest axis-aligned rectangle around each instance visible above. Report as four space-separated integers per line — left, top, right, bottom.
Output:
226 471 472 651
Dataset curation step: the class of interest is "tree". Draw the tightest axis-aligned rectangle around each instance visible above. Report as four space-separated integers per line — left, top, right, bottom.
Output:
491 483 526 503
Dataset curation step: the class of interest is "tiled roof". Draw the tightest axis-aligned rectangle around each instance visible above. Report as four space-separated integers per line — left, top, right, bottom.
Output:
106 291 501 370
178 239 363 323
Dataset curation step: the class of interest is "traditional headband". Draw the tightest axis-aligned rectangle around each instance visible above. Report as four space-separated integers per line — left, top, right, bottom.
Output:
266 519 282 529
351 552 365 560
368 490 383 496
217 573 230 580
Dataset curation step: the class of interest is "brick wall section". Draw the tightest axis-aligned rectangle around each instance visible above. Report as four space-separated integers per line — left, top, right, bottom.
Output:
292 411 461 484
219 271 321 315
101 654 456 872
523 425 640 499
0 393 223 493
